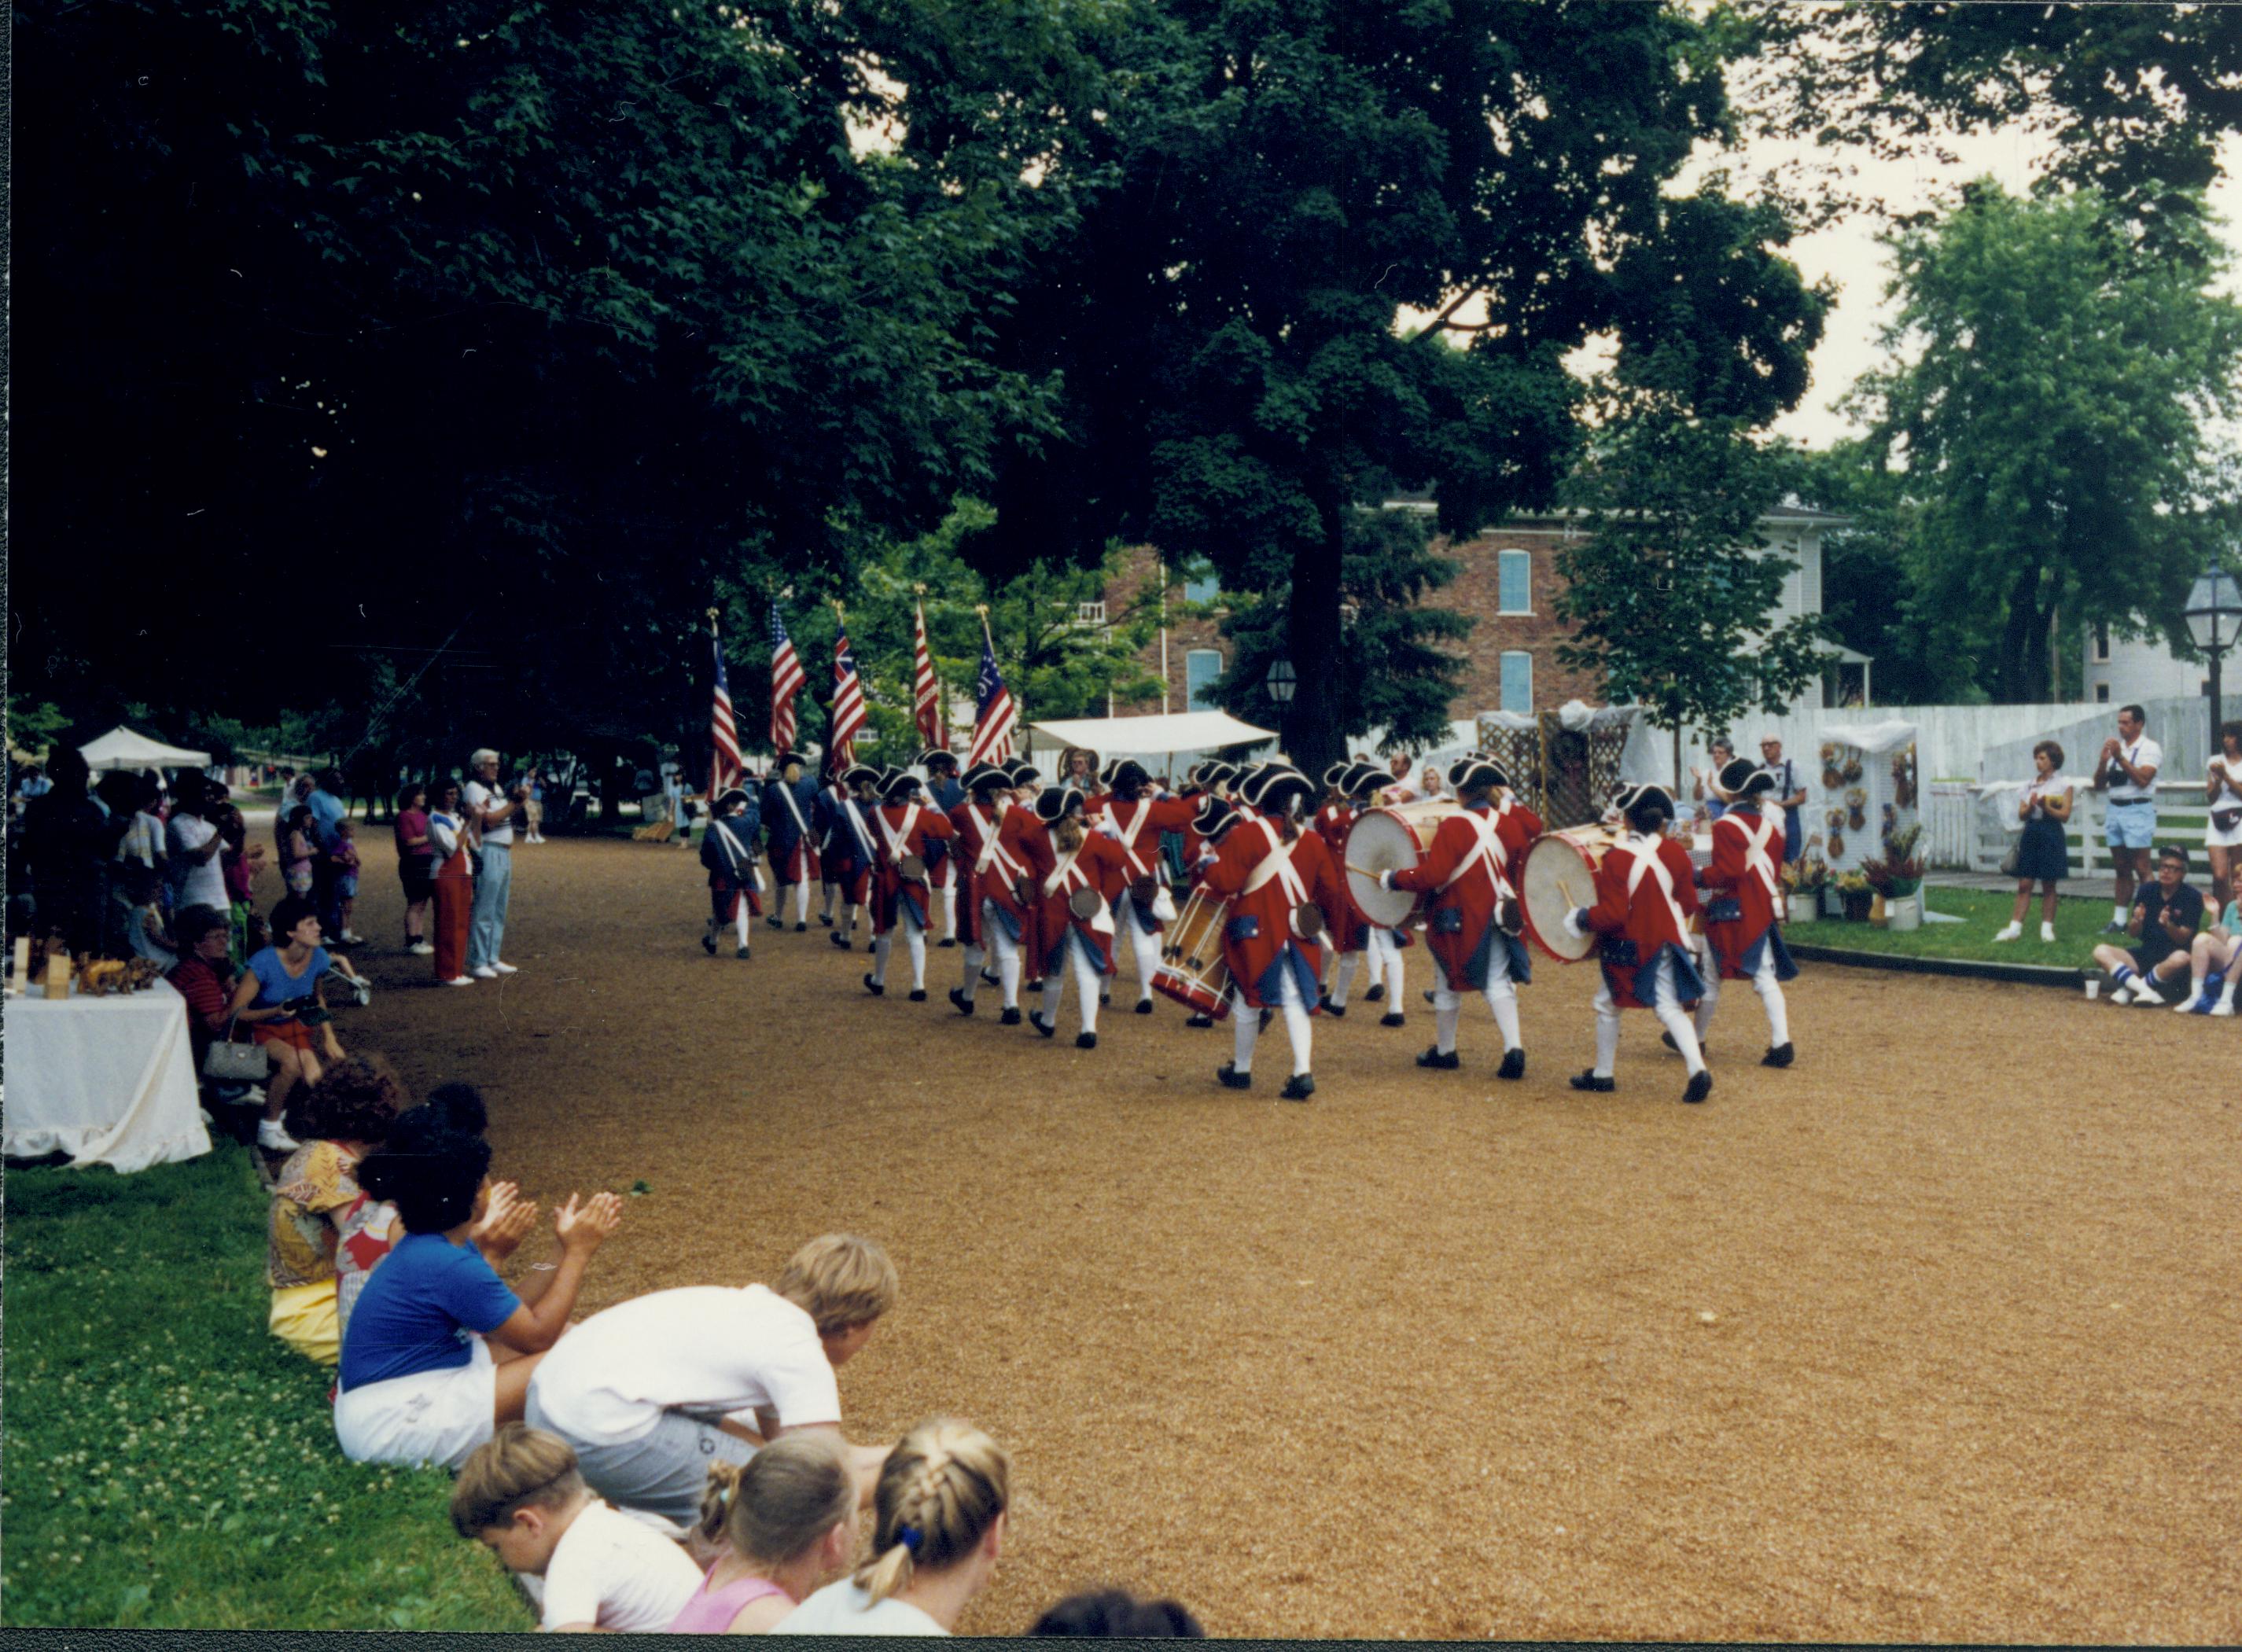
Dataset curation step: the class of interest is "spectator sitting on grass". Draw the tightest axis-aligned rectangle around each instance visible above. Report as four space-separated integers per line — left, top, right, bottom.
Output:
266 1054 407 1368
666 1432 860 1632
168 904 243 1106
2172 891 2242 1017
336 1129 622 1470
228 894 347 1153
451 1423 701 1633
773 1418 1011 1636
1029 1589 1206 1638
522 1234 899 1530
2090 844 2204 1006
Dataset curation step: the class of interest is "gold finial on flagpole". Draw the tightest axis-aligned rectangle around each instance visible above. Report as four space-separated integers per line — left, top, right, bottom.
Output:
974 603 990 620
830 598 846 623
915 582 927 598
706 605 720 627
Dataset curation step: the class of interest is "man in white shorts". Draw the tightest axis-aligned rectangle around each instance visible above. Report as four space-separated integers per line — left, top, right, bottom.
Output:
522 1234 896 1529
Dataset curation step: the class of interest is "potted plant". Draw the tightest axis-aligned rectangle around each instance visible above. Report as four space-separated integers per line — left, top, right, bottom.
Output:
1782 849 1830 923
1835 870 1873 923
1862 825 1926 931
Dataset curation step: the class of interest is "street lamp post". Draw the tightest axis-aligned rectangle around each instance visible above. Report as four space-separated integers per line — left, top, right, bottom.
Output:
2184 560 2242 757
1265 657 1297 706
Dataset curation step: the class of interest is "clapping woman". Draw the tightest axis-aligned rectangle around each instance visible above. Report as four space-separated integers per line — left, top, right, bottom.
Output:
1995 741 2071 944
2205 722 2242 914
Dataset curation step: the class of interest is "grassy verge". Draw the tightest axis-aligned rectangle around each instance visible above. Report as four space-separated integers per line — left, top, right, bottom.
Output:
1 1142 532 1632
1791 885 2122 966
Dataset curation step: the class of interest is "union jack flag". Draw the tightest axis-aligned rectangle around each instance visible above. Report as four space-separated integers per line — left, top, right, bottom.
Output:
966 616 1016 767
709 616 742 799
769 601 804 753
830 624 867 767
912 595 944 750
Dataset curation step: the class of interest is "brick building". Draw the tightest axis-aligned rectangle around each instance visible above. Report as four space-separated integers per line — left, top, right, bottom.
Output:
1099 502 1855 726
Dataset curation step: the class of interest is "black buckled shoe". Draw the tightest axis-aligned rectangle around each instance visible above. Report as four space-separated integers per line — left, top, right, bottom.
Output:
767 915 786 929
1279 1073 1316 1102
819 914 834 927
1030 1012 1057 1039
1497 1047 1526 1081
829 931 851 949
735 945 750 960
1363 984 1386 1003
1187 1012 1214 1028
1217 1063 1253 1090
793 922 806 933
701 929 718 955
1320 996 1346 1018
1135 998 1155 1015
908 988 927 1002
1762 1042 1795 1069
863 973 885 996
1000 1006 1022 1025
1569 1071 1616 1093
1076 1032 1097 1050
1379 1012 1406 1028
981 968 1003 988
949 988 975 1016
937 937 957 948
1683 1070 1714 1104
1416 1047 1460 1070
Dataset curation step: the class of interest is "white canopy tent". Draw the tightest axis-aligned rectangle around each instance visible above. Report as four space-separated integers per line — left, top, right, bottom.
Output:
1024 710 1279 778
79 726 212 772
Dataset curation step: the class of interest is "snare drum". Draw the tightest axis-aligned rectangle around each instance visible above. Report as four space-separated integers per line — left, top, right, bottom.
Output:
1150 887 1234 1019
1519 825 1629 962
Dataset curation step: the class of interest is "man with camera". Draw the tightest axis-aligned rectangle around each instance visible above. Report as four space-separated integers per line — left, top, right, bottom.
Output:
2093 704 2163 933
2091 844 2203 1004
463 748 528 980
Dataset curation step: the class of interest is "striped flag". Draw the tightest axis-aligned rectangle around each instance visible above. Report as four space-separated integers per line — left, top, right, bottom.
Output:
709 613 742 799
769 600 804 752
830 619 867 767
966 611 1017 767
911 592 944 750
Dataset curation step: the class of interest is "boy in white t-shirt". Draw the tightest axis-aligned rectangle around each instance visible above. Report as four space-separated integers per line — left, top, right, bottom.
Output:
451 1424 700 1632
523 1234 900 1529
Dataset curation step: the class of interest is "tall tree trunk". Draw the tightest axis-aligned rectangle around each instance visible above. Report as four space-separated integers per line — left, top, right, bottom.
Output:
1283 495 1348 779
1996 559 2044 703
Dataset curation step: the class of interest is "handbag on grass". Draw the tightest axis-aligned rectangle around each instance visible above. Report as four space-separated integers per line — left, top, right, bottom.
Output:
201 1018 271 1084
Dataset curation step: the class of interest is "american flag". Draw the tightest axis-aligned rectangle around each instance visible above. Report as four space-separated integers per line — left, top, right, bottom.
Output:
830 621 867 766
709 615 742 799
966 613 1017 767
769 600 804 752
912 594 944 750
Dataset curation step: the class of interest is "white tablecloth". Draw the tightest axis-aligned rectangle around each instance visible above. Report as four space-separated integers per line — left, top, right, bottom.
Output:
3 977 212 1172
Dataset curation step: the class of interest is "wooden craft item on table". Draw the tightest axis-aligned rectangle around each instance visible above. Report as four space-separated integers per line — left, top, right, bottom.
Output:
43 951 72 1000
10 936 28 996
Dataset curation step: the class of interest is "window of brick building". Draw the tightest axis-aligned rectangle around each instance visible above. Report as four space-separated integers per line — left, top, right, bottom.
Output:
1498 550 1531 615
1500 650 1533 714
1187 649 1224 711
2092 622 2110 664
1182 559 1220 606
2096 683 2111 703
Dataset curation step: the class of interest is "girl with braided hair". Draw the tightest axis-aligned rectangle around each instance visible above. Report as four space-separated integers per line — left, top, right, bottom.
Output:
775 1418 1011 1635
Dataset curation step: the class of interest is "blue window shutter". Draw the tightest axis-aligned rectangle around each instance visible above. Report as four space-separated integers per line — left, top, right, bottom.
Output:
1186 649 1224 712
1500 651 1533 714
1499 550 1530 613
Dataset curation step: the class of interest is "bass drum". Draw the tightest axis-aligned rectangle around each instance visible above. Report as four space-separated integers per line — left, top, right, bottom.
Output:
1150 887 1234 1019
1519 825 1629 962
1343 800 1466 929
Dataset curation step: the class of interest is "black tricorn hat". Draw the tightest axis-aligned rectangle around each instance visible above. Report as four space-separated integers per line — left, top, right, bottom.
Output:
962 762 1009 794
1321 760 1353 789
1241 763 1314 815
1110 759 1151 795
1196 759 1240 789
1099 756 1127 786
1616 782 1675 822
1003 758 1040 786
839 763 880 789
715 787 751 813
1448 756 1508 794
1341 761 1386 799
1034 785 1085 825
1718 758 1775 799
882 770 922 803
917 748 959 773
1192 794 1239 838
772 750 810 773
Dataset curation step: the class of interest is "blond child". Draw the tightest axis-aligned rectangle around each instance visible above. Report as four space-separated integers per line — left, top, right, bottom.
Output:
773 1419 1011 1636
451 1424 701 1632
523 1234 898 1529
666 1433 859 1632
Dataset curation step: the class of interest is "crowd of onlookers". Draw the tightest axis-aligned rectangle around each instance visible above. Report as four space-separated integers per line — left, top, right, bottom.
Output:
258 1050 1202 1634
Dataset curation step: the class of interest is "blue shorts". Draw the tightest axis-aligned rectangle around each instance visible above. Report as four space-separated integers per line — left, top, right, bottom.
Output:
333 873 359 899
2105 803 2158 851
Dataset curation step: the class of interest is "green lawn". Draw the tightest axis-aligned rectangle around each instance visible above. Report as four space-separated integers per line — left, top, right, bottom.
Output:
1791 885 2124 967
1 1143 532 1632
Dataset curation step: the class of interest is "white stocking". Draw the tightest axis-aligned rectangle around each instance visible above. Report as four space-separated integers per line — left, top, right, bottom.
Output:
1125 901 1163 1004
1434 999 1462 1054
1592 979 1622 1077
734 902 751 947
1329 951 1360 1009
1070 934 1104 1034
1040 966 1065 1025
1651 956 1706 1076
1693 948 1721 1039
904 911 927 990
1482 966 1522 1052
984 902 1022 1007
1276 964 1313 1076
1753 952 1789 1047
961 940 986 1001
872 929 893 987
1231 984 1260 1073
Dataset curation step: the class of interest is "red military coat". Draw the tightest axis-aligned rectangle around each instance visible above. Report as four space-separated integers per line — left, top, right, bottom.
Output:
1701 805 1799 984
1195 818 1348 1010
1386 802 1532 991
1034 829 1130 977
955 800 1041 952
1007 805 1057 968
1580 833 1705 1010
1489 794 1545 888
868 801 955 934
1311 801 1371 954
1104 793 1196 933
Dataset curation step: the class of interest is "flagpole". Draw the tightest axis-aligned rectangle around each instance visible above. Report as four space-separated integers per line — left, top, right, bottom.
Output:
708 605 722 799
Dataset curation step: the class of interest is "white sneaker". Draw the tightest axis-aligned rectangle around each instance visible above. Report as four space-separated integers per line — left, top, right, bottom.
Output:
409 941 435 956
470 965 499 980
444 975 475 987
256 1119 300 1152
2108 982 2135 1004
2174 994 2203 1014
341 930 364 944
2212 1001 2236 1018
2040 923 2057 944
489 961 519 975
1992 922 2023 943
2130 977 2167 1005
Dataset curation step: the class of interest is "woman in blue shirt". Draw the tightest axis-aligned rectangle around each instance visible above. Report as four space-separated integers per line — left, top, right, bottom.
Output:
337 1124 622 1470
226 894 345 1153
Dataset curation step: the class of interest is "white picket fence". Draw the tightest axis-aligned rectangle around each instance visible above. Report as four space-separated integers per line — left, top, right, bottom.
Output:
1924 779 2214 874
